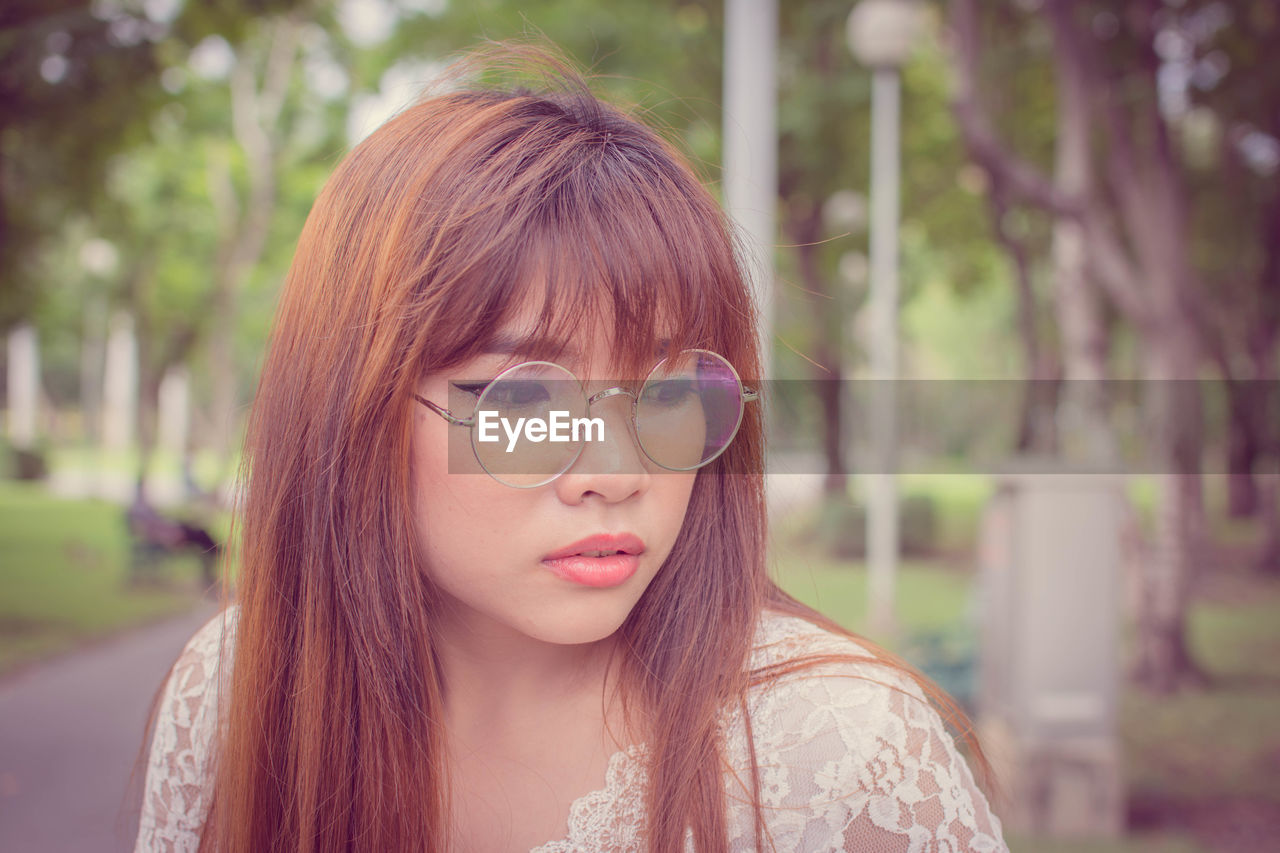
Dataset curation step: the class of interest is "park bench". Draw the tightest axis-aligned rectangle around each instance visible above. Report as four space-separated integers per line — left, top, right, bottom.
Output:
126 497 220 591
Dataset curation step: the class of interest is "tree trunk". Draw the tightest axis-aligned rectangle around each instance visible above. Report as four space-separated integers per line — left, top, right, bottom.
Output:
206 16 301 466
1130 307 1209 691
6 323 39 450
102 311 137 453
1249 183 1280 565
1225 380 1261 517
1048 19 1113 464
788 200 848 495
951 0 1213 691
207 261 241 464
1136 463 1207 690
985 185 1060 456
1257 469 1280 575
135 312 158 494
80 297 105 444
1251 345 1280 574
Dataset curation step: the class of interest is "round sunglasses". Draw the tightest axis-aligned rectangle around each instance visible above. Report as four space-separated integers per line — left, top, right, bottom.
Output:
415 349 759 488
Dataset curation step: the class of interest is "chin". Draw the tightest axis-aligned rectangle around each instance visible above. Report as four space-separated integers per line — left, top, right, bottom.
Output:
522 604 633 646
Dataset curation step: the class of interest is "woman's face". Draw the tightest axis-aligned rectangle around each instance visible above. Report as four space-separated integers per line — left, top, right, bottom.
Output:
410 321 698 648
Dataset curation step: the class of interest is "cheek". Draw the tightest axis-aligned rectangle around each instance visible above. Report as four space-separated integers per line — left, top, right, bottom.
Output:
649 471 698 549
412 449 529 612
411 412 494 562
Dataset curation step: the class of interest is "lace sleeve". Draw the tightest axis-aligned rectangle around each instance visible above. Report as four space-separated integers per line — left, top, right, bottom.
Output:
728 621 1008 853
134 608 237 853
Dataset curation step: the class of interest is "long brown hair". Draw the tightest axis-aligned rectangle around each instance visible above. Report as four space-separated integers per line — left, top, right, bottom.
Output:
197 43 990 852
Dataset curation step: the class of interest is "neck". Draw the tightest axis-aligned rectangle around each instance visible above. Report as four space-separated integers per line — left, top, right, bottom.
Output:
432 603 624 745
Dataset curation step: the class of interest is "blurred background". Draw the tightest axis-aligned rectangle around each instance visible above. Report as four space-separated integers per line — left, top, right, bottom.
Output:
1 0 1277 851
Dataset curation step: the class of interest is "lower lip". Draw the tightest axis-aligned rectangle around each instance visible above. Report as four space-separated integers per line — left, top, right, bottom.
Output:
541 554 640 588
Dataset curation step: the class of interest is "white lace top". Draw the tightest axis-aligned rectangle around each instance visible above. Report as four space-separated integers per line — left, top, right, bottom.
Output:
136 606 1007 852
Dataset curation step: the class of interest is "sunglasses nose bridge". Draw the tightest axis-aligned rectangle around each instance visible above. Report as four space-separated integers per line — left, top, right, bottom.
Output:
584 385 640 445
585 385 636 408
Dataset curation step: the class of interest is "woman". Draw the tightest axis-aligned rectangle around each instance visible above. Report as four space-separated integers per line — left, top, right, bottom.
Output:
136 45 1007 852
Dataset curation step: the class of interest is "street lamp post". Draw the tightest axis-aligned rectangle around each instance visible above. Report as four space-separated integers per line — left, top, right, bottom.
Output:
724 0 779 377
846 0 921 637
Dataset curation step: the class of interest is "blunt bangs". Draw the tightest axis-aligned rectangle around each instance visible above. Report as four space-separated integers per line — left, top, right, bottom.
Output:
411 88 743 381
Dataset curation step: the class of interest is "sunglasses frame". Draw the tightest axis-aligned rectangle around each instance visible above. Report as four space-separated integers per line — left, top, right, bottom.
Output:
413 348 760 488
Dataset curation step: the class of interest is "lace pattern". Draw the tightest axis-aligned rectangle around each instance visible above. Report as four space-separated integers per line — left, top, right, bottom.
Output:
135 608 236 853
717 616 1006 852
135 608 1006 852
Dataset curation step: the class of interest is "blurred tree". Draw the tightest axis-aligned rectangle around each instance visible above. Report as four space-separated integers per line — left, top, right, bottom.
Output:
776 1 1022 491
775 1 870 494
205 12 306 462
87 5 347 477
7 1 1034 494
0 0 305 331
947 0 1280 690
950 0 1102 457
370 0 725 157
1178 1 1280 564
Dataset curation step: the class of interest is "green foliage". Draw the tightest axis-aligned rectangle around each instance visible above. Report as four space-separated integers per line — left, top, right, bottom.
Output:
901 267 1021 378
0 0 310 328
0 1 164 326
801 490 942 559
376 0 725 152
900 12 1030 303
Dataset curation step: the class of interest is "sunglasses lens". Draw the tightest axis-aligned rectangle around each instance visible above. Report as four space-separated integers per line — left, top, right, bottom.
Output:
635 350 745 470
469 363 585 488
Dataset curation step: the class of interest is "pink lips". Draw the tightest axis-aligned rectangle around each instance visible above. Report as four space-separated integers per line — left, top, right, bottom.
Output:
541 533 646 588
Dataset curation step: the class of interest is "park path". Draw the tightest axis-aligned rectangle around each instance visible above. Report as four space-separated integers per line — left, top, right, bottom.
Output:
0 600 220 853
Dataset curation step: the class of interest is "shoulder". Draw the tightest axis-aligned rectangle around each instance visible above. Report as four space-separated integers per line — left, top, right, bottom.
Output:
746 610 929 718
162 605 240 727
737 610 934 768
748 610 916 682
719 609 1007 852
135 606 241 851
174 605 240 691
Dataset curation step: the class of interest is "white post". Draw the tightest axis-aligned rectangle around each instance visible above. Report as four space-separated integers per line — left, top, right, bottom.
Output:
102 311 138 452
6 323 39 450
866 66 902 637
80 296 106 444
723 0 778 377
849 0 921 638
157 365 190 456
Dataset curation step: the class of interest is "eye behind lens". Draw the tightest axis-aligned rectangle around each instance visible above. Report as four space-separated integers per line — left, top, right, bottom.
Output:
635 349 745 471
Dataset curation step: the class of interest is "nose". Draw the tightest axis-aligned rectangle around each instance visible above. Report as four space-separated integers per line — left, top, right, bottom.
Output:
553 390 651 504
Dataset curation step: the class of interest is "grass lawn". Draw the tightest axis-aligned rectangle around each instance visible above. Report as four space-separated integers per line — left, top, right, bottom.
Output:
0 480 206 677
1122 566 1280 808
771 551 976 642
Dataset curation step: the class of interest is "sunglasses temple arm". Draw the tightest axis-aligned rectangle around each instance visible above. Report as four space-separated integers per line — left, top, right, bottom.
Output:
415 394 475 427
